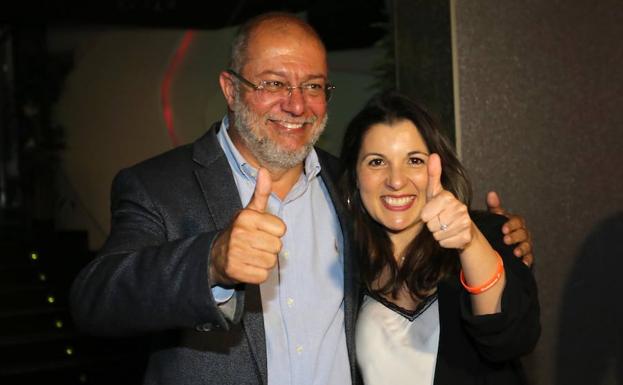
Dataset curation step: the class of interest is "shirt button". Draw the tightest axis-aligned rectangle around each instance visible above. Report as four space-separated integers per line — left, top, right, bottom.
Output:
282 250 289 259
296 345 304 354
287 297 295 307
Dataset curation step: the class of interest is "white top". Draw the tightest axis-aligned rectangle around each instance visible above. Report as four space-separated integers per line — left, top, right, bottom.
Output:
356 294 440 385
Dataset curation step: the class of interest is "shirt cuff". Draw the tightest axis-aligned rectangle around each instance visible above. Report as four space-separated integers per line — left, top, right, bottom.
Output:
212 286 235 304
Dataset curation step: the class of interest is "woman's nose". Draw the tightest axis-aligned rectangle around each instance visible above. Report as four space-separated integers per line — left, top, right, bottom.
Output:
386 167 407 190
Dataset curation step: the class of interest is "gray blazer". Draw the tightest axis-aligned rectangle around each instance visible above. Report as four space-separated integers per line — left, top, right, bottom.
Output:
70 123 359 385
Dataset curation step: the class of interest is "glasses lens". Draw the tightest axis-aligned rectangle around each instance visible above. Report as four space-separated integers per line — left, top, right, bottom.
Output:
304 87 323 98
260 80 286 93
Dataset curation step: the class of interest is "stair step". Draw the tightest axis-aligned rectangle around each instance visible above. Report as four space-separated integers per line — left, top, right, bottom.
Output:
0 354 146 384
0 266 50 287
0 305 66 320
0 335 147 367
0 335 80 364
0 330 76 347
0 285 68 310
0 308 71 337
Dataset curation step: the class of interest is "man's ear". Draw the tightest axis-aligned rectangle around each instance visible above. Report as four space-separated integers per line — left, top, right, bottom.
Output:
219 71 237 110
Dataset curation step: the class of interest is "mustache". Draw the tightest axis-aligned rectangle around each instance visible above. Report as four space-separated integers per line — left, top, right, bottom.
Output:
265 114 318 125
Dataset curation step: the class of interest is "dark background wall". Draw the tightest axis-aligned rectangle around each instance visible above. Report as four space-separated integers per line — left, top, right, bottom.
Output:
454 1 623 384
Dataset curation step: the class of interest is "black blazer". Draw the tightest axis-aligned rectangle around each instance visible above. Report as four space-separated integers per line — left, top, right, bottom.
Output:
70 123 360 385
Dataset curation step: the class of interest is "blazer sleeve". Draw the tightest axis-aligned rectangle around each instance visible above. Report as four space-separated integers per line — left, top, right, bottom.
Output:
70 167 244 337
458 212 541 362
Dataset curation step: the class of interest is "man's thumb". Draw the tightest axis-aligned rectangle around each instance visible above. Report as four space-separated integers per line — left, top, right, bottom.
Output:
247 168 272 212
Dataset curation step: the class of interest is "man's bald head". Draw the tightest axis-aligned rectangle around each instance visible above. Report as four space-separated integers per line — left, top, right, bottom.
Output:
229 12 326 73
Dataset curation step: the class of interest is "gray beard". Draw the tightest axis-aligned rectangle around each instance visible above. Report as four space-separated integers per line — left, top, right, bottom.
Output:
231 95 328 170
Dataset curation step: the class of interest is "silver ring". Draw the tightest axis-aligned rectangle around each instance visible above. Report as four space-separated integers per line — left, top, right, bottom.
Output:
438 214 448 231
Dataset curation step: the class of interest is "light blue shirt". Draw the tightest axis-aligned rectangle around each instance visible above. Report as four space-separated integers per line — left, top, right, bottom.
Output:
213 117 351 385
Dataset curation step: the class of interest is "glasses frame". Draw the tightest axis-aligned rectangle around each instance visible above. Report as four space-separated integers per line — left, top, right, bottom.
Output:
226 69 335 102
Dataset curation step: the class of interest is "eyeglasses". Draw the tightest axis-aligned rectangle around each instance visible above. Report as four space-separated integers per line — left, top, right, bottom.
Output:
227 69 336 102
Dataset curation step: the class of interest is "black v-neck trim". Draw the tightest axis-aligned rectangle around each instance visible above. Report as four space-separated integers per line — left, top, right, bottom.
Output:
367 291 439 322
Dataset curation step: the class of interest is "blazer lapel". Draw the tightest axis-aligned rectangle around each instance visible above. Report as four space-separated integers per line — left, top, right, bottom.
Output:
192 124 243 230
192 123 268 385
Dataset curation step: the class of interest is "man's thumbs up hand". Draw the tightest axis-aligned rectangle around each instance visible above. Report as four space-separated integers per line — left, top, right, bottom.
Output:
210 168 287 285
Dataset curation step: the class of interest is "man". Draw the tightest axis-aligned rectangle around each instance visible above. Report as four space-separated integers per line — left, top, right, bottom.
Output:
70 12 533 385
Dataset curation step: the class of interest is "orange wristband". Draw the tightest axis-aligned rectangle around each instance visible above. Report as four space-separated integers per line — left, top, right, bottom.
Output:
460 253 504 294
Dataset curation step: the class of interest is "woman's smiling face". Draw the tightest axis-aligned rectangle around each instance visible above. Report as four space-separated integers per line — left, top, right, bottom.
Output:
356 119 430 240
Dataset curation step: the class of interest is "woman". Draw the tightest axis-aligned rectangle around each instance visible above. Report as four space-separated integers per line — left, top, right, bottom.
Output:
340 91 540 384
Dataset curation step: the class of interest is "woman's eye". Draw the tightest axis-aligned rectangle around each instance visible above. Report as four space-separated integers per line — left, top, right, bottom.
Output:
408 157 425 166
367 158 385 167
